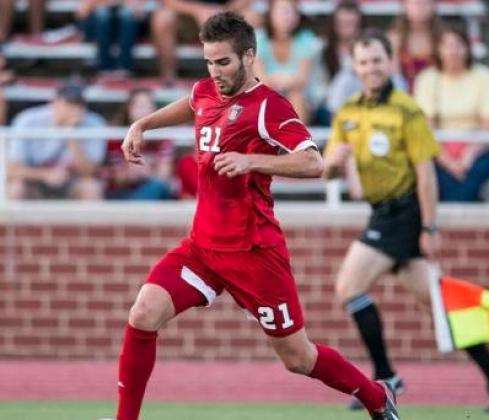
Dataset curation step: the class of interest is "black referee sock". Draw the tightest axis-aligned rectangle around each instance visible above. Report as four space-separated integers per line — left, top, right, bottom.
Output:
465 343 489 389
346 294 395 380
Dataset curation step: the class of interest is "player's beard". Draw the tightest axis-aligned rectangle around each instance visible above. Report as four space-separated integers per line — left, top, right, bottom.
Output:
220 60 246 96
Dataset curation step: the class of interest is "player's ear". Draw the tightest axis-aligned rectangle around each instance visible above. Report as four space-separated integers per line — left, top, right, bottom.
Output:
243 49 254 66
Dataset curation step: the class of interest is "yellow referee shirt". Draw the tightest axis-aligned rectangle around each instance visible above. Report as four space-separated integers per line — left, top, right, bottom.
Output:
325 81 440 204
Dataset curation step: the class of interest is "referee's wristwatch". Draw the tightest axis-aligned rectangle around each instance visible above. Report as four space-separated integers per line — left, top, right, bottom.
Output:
422 223 439 235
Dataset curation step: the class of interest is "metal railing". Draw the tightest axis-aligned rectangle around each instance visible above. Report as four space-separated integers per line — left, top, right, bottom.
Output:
1 125 489 208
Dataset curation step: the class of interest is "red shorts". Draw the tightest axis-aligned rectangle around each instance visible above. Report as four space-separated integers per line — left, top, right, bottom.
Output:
146 239 304 337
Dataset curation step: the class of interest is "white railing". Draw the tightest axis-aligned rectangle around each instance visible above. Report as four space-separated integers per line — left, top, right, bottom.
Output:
1 125 489 207
15 0 486 16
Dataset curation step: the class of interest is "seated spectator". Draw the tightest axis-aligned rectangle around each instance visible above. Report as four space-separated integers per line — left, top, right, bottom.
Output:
151 0 260 84
316 2 404 122
318 0 365 119
0 0 45 43
254 0 321 123
7 82 107 200
104 88 174 200
77 0 144 74
0 53 14 125
415 26 489 202
389 0 444 91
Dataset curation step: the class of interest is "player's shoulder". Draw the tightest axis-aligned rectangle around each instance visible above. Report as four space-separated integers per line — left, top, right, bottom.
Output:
257 84 293 108
191 77 216 97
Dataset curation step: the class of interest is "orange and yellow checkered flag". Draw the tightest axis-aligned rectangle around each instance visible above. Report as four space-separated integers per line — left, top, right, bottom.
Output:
430 267 489 353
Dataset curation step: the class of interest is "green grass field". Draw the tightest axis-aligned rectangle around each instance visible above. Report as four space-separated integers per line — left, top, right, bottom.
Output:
0 402 486 420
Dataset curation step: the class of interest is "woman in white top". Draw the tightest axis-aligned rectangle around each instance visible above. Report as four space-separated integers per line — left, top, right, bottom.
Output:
415 26 489 201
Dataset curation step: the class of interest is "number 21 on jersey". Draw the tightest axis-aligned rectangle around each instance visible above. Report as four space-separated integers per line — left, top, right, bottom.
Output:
258 303 294 330
199 126 221 152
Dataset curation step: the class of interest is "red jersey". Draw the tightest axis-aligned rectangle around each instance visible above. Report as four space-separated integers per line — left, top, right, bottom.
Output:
189 78 316 251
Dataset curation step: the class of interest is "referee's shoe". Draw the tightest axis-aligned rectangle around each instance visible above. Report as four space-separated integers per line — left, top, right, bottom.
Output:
371 381 400 420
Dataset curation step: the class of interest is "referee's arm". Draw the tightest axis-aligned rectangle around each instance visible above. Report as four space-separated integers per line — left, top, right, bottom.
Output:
415 160 438 231
406 110 441 260
415 160 440 260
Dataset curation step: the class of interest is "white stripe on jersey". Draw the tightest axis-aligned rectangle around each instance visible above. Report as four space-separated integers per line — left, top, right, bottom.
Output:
278 118 303 130
257 98 292 153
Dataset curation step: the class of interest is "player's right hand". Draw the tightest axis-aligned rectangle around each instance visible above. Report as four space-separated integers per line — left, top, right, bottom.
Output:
121 123 145 165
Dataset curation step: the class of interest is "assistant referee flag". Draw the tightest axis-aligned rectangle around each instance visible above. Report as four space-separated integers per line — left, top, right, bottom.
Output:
430 270 489 353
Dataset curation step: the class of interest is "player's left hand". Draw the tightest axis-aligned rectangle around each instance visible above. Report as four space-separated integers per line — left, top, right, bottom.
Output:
214 152 251 178
420 231 441 260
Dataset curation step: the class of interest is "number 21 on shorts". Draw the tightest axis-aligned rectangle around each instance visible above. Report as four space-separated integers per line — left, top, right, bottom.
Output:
199 126 221 152
258 303 294 330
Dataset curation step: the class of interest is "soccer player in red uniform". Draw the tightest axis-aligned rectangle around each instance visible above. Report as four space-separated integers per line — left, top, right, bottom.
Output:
118 12 399 420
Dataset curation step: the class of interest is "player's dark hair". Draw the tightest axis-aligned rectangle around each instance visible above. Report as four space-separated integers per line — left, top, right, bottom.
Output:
199 12 257 57
353 28 393 58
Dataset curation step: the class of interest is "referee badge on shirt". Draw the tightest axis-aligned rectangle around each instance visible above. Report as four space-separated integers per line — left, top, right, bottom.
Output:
369 131 390 157
343 120 358 131
228 104 243 122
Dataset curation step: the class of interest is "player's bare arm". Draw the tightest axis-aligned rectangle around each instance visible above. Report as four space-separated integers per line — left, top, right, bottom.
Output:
213 147 324 179
121 96 194 165
415 159 441 260
323 144 352 179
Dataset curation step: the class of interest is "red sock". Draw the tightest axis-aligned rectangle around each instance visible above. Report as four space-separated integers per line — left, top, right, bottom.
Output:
309 344 385 414
117 324 157 420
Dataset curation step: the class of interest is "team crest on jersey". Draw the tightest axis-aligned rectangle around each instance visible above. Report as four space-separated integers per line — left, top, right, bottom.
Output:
228 104 243 122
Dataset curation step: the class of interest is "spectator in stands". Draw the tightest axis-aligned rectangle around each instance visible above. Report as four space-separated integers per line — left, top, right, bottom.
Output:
0 0 45 43
316 1 406 121
389 0 444 91
319 0 366 119
254 0 321 123
7 82 107 200
104 88 174 200
415 26 489 202
0 53 14 125
151 0 260 84
77 0 143 74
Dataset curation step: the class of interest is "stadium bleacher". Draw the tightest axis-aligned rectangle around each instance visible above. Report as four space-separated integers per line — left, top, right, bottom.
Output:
3 0 486 107
1 0 487 202
13 0 485 16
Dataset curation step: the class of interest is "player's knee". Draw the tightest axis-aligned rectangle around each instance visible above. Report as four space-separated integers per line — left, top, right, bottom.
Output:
128 301 165 331
280 349 315 375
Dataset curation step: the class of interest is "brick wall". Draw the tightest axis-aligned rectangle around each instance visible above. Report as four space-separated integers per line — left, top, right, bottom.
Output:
0 203 488 361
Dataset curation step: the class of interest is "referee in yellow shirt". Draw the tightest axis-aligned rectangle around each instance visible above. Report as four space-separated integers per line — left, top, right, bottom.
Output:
324 29 489 412
323 29 441 409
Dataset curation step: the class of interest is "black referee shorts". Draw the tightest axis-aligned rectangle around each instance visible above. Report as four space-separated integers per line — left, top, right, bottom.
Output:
359 192 423 265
